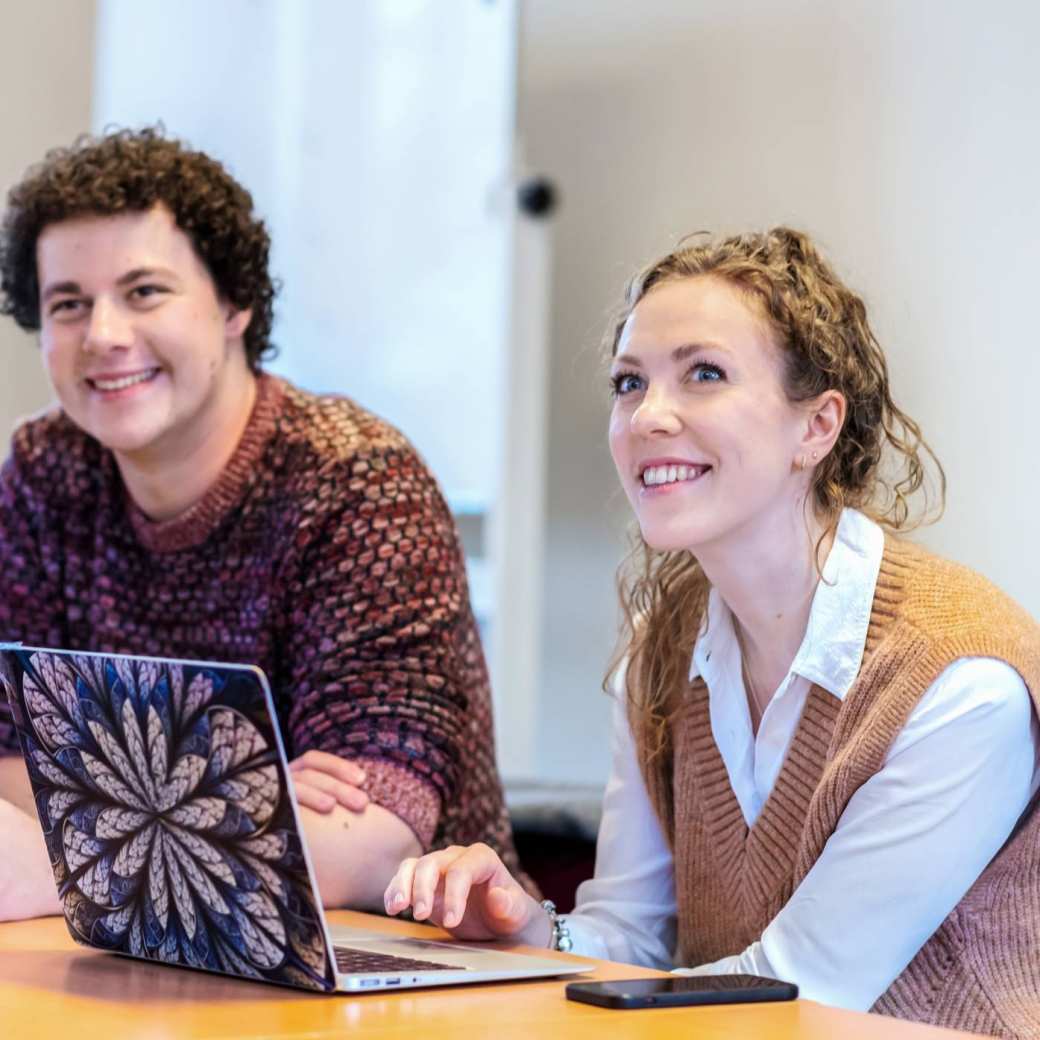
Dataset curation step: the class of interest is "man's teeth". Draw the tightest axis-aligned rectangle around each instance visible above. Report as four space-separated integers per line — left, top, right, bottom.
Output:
642 464 706 487
92 370 157 392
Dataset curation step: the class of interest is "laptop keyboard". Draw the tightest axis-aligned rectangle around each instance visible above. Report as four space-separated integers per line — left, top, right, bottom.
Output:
333 945 461 975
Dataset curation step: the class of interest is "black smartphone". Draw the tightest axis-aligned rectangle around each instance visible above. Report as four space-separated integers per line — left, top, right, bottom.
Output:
565 974 798 1010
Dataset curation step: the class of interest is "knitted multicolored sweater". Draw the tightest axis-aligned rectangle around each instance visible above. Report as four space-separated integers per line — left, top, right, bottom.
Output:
0 373 520 872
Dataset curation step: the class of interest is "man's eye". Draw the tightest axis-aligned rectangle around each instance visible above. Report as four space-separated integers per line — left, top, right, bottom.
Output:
48 299 84 317
611 372 644 397
130 285 167 301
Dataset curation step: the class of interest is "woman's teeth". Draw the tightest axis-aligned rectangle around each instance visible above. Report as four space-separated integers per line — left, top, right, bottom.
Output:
641 464 707 487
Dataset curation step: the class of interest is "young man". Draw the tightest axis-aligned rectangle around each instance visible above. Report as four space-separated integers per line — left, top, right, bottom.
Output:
0 128 520 921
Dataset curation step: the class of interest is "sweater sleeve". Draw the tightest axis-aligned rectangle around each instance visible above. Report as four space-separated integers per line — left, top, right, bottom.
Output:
0 447 66 754
278 435 478 850
686 658 1038 1011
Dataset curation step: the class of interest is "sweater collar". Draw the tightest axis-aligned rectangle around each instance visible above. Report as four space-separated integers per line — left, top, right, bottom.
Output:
122 372 284 554
689 508 885 701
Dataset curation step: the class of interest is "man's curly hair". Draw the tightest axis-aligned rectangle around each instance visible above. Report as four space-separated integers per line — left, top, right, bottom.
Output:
0 127 276 371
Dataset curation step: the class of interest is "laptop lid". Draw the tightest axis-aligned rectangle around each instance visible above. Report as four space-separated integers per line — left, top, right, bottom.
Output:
0 645 337 992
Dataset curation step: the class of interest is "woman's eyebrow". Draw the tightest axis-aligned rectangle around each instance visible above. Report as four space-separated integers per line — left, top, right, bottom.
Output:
613 352 642 367
671 341 727 362
614 341 727 367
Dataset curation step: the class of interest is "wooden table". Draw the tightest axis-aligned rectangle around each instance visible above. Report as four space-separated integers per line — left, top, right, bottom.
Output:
0 911 983 1039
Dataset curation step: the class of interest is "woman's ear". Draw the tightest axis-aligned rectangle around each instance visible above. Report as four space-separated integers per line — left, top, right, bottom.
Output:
802 389 846 462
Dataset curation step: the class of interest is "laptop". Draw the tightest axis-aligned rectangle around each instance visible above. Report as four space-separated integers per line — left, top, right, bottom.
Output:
0 644 586 993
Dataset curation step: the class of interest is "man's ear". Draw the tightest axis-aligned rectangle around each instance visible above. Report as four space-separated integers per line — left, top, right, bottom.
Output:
225 307 252 340
802 389 846 461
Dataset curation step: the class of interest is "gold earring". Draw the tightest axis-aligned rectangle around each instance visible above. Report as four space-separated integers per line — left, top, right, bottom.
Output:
795 455 806 471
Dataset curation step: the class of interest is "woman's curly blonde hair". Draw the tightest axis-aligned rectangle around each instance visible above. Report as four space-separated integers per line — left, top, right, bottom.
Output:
608 227 945 771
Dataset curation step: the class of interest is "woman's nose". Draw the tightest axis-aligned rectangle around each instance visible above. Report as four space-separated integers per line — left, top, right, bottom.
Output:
631 387 682 436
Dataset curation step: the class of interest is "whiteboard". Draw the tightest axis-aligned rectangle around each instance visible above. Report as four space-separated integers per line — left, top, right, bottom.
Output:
94 0 518 512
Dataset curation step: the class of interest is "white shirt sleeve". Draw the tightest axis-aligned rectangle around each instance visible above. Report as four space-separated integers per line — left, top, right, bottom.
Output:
565 692 677 968
678 657 1039 1011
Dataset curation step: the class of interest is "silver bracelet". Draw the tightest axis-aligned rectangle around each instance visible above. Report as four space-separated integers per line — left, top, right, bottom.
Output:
540 899 573 953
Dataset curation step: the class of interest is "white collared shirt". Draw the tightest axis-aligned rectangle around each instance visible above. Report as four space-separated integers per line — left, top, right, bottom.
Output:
566 510 1039 1011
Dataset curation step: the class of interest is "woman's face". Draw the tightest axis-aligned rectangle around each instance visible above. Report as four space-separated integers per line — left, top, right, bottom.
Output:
608 275 813 557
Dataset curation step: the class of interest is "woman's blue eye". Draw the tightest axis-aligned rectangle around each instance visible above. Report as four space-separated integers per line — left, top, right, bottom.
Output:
611 372 644 397
691 363 725 382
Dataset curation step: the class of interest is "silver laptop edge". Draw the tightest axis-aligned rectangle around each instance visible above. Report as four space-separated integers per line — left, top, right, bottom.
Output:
0 640 586 990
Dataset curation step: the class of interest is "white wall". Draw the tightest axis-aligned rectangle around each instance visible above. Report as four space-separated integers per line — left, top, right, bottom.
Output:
0 0 96 436
521 0 1040 783
3 1 1037 791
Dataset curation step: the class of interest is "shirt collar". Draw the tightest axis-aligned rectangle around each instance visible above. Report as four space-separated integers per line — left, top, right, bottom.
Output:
689 509 884 701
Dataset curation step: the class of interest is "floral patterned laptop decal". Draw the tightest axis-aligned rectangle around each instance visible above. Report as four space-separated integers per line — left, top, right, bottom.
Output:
0 649 336 991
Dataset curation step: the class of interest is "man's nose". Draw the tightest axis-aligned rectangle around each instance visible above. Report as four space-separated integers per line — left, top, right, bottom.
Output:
84 296 132 353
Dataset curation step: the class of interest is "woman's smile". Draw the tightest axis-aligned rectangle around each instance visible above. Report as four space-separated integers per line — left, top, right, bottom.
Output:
609 275 808 555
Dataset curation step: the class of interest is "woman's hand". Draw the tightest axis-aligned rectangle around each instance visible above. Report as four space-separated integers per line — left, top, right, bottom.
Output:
288 750 369 813
384 843 551 946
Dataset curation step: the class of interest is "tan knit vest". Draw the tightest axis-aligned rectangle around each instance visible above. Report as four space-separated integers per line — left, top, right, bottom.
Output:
636 537 1040 1038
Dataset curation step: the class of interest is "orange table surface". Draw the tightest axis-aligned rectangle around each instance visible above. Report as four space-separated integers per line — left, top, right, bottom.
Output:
0 910 984 1039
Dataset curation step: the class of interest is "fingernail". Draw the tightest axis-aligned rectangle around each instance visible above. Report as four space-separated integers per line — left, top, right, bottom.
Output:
414 901 427 918
444 909 459 927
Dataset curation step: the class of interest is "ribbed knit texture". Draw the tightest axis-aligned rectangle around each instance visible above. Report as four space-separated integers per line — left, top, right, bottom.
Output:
0 374 522 876
638 537 1040 1038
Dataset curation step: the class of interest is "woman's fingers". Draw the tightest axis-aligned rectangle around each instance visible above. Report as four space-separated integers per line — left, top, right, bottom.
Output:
383 844 531 939
442 857 480 928
484 883 528 929
411 846 465 919
385 856 420 916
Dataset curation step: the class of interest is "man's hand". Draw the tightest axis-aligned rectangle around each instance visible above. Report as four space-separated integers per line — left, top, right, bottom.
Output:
0 798 61 921
288 750 423 911
384 843 550 946
0 756 61 921
288 749 369 813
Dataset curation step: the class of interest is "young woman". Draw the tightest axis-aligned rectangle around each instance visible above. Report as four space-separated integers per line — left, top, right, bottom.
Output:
385 228 1040 1037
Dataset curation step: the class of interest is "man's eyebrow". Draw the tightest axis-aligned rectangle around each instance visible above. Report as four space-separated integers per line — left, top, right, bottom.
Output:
40 280 81 302
40 268 179 302
115 267 178 286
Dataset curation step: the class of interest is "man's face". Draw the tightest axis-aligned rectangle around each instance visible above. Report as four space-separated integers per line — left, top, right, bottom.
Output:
35 204 252 465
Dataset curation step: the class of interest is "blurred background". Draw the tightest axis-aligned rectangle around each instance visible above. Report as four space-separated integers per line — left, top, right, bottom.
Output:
3 1 1038 901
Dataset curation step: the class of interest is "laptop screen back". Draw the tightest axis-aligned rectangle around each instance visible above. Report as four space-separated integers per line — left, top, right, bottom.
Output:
0 647 336 992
